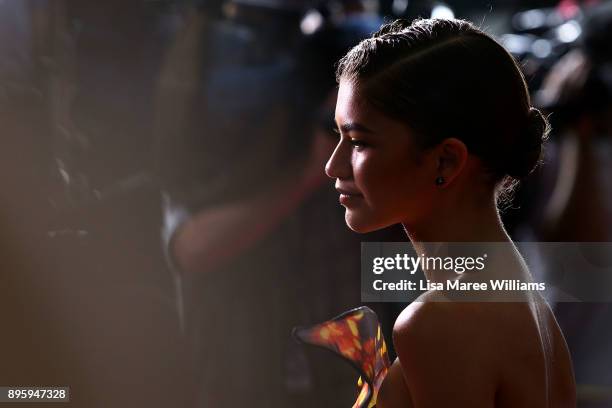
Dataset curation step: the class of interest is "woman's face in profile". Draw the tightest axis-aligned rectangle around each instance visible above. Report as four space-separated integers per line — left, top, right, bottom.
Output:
325 80 439 233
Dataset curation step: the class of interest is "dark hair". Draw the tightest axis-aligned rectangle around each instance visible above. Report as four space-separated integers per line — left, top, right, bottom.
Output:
336 18 549 200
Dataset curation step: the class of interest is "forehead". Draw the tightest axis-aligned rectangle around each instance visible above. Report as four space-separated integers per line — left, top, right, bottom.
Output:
335 80 365 123
335 80 412 139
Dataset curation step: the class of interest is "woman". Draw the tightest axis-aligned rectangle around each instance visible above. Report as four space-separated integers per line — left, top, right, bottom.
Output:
325 18 576 407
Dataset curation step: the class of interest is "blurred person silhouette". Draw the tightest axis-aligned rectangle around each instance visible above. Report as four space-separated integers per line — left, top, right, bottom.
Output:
534 1 612 405
154 2 403 405
0 0 83 397
0 1 196 406
537 4 612 243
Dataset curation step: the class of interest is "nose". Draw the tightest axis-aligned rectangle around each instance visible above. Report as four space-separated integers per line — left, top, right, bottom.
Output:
325 140 352 180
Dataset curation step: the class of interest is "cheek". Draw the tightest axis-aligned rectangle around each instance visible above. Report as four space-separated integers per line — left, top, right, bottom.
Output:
354 149 437 225
355 150 427 200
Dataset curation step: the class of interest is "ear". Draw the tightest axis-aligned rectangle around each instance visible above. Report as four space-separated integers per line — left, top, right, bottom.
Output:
434 137 468 185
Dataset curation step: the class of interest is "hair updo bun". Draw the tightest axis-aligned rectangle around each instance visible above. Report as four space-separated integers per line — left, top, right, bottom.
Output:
505 107 550 180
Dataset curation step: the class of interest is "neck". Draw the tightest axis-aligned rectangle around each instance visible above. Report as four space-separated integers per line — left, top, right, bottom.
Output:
402 192 513 280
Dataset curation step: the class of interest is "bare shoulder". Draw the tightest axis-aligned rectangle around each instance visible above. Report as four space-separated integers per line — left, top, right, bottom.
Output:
391 296 576 407
391 297 500 407
393 293 501 347
393 293 545 342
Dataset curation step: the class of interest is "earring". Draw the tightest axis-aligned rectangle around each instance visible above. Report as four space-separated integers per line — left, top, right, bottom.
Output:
435 176 445 186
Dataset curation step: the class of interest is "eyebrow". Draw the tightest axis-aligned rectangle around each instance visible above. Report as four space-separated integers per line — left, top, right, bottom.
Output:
336 121 375 134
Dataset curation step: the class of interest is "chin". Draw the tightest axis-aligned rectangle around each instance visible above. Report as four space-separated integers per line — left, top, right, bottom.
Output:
344 211 387 234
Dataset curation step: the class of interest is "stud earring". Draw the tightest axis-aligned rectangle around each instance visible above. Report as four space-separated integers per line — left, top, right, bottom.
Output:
435 176 445 186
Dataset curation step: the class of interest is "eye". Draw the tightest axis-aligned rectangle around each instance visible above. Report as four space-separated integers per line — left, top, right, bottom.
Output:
350 138 368 150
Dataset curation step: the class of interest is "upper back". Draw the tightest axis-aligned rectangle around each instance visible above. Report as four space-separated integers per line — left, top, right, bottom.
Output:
493 300 576 408
386 297 576 408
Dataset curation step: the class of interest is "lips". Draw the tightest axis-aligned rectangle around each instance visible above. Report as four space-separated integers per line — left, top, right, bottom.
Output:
336 186 363 205
335 186 363 197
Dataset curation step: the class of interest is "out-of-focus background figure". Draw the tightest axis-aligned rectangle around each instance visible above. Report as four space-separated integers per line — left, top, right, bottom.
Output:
1 0 612 406
530 2 612 406
156 2 404 405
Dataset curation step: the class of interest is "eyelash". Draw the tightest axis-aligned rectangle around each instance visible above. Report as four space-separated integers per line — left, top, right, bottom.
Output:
349 139 368 150
332 127 368 150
